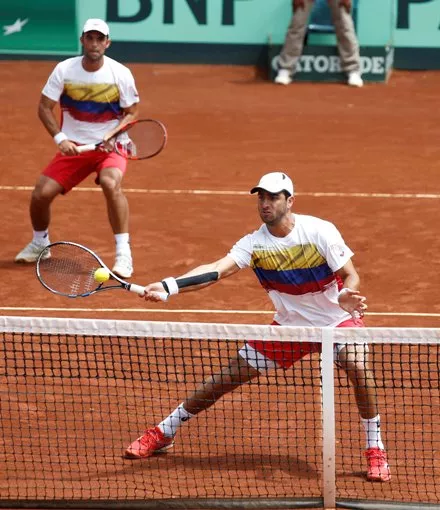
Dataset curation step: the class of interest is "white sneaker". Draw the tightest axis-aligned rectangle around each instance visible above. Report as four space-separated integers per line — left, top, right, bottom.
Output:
274 69 292 86
347 71 363 88
15 240 50 263
112 253 133 279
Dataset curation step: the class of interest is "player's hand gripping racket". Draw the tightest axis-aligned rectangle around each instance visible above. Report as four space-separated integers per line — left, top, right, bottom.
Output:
36 241 168 300
76 119 167 160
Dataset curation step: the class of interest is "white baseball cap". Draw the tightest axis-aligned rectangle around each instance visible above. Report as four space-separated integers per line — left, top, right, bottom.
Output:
250 172 294 196
82 18 110 36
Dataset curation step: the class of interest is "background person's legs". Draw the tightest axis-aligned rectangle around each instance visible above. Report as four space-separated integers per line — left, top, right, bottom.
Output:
275 1 313 85
328 0 363 86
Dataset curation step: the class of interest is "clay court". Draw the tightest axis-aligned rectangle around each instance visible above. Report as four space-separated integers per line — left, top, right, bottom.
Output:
1 61 440 508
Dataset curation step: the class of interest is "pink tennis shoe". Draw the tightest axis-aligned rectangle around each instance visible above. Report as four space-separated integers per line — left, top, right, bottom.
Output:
124 426 174 459
365 447 391 482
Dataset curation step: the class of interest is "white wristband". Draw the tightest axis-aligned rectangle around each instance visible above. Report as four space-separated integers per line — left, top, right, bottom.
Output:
338 288 353 300
162 277 179 296
53 132 68 145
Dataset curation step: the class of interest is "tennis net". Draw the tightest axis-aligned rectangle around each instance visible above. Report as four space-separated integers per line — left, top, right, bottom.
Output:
0 316 439 509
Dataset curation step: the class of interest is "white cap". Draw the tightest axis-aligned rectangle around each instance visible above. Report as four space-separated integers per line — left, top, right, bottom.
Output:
250 172 294 196
82 18 110 36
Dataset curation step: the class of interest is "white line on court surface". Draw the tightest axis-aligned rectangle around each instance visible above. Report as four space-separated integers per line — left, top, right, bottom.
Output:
1 185 440 199
0 307 439 317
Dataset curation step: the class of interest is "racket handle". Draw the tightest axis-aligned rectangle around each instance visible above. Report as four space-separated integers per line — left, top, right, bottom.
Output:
77 143 97 153
128 284 169 301
128 284 146 295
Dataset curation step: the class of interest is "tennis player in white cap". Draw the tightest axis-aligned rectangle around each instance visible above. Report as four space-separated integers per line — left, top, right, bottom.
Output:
126 171 391 483
15 18 139 279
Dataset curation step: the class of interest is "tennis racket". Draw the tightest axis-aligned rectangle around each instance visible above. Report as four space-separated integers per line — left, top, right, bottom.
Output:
36 241 167 300
76 118 167 160
36 241 219 300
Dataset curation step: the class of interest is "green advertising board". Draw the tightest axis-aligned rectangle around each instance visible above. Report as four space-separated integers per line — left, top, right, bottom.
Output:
88 0 293 44
394 0 440 47
393 0 440 68
0 0 439 70
0 0 78 54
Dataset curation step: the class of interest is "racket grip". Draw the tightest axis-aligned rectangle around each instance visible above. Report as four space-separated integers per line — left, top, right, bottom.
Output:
128 284 146 295
76 143 97 153
128 284 169 302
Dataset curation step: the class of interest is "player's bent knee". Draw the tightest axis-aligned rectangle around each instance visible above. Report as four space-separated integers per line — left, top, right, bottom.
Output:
31 186 58 203
335 343 369 363
100 175 122 195
99 167 123 186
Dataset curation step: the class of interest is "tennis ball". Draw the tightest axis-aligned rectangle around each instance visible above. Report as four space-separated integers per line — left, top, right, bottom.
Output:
94 267 110 283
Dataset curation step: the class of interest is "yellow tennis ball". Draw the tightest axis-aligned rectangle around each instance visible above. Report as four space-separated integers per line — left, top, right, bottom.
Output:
94 267 110 283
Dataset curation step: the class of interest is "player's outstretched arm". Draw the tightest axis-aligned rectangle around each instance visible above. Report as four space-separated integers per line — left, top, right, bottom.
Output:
141 255 240 302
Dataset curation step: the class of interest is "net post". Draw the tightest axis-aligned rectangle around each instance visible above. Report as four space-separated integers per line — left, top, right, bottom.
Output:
321 328 336 509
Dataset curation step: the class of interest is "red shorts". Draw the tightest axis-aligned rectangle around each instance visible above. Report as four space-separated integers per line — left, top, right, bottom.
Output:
247 317 364 369
43 150 127 193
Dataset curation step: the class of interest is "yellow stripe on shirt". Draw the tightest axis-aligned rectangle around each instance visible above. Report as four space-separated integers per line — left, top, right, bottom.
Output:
251 244 326 271
64 82 120 103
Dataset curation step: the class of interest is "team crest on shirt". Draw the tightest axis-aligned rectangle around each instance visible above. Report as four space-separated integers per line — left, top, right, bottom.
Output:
330 243 346 258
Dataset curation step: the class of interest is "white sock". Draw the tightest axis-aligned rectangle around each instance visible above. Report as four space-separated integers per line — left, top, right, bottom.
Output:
158 403 194 438
33 230 49 244
115 233 130 254
361 414 385 450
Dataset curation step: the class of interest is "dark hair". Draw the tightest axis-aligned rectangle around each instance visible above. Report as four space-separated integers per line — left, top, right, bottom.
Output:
82 31 108 38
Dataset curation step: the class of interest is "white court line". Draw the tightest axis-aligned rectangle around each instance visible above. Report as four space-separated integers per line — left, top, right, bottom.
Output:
0 307 439 317
1 185 440 199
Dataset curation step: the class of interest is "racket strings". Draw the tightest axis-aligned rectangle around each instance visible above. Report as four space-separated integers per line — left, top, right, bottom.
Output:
115 120 166 160
38 244 101 297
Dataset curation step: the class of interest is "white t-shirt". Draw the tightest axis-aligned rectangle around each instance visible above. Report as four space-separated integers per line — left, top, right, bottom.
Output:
42 56 139 144
228 214 354 327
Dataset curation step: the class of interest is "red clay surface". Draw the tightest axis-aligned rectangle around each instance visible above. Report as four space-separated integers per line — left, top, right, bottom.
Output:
1 62 440 508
